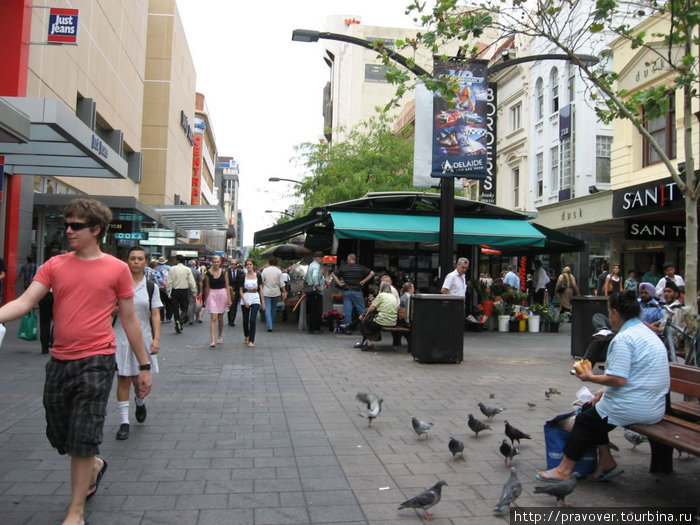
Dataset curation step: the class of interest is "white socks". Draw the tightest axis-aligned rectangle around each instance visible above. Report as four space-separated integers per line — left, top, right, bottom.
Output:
135 396 145 407
117 401 130 425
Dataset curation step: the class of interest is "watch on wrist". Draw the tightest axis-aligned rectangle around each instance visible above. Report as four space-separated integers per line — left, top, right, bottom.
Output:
139 363 151 371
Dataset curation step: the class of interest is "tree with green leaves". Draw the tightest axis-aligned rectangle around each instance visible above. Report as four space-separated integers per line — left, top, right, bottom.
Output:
383 0 698 315
293 113 418 212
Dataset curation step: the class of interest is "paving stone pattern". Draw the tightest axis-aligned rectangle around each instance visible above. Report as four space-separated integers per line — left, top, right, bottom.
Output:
0 316 697 524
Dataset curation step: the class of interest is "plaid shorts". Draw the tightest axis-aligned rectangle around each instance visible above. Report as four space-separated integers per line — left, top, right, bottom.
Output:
43 354 115 457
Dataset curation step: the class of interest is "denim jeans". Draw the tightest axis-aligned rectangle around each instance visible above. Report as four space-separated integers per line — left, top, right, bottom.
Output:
264 296 279 330
343 290 365 329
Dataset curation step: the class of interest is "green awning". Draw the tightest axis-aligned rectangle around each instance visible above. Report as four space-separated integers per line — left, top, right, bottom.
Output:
330 211 545 247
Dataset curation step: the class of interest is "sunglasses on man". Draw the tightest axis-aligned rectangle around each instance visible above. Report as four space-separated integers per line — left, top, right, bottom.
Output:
63 221 92 231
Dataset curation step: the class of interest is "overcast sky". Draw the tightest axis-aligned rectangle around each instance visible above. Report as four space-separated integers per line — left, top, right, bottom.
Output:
175 1 419 246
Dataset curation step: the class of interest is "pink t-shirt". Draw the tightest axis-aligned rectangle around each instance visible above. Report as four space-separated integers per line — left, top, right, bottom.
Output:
34 253 134 360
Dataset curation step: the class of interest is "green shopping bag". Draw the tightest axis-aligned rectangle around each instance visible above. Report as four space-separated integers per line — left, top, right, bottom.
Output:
17 310 38 341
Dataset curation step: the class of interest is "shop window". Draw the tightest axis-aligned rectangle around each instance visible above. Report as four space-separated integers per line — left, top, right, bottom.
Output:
643 97 676 166
596 136 611 184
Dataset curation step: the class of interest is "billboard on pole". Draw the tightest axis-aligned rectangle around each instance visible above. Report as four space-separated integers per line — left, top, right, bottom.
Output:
431 59 488 180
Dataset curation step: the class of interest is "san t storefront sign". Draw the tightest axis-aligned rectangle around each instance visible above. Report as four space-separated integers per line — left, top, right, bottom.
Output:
47 8 79 44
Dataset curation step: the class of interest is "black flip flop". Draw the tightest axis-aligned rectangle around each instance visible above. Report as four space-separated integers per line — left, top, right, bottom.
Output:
86 459 108 501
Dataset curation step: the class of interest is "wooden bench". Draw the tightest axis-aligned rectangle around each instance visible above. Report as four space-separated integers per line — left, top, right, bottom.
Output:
627 362 700 473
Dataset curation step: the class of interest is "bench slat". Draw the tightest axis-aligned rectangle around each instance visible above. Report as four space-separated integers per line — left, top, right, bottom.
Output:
670 401 700 420
628 421 700 456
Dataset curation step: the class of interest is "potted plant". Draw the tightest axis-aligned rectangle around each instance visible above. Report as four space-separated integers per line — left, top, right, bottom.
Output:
493 298 510 332
529 303 550 333
543 309 566 333
473 280 494 316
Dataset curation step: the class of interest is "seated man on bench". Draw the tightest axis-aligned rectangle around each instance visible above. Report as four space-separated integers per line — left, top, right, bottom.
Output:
353 282 398 351
537 291 670 482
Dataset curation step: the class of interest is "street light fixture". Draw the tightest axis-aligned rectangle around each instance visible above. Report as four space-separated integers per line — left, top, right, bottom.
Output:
265 209 294 218
268 177 302 186
292 28 600 280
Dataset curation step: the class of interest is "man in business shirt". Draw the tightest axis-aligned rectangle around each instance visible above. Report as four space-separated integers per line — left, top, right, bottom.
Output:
304 251 325 333
227 259 241 326
167 254 197 334
503 265 520 290
441 257 468 297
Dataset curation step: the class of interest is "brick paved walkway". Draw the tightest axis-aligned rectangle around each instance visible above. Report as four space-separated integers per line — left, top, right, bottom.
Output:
0 316 697 524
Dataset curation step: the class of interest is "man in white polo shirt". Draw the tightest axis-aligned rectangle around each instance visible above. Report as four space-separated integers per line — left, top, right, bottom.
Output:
441 257 468 298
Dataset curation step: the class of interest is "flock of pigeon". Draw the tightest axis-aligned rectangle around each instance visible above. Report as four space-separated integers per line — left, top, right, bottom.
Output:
355 391 586 520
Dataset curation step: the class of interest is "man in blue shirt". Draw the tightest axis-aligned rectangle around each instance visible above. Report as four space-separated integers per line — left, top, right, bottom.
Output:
503 265 520 290
638 282 663 328
304 251 324 334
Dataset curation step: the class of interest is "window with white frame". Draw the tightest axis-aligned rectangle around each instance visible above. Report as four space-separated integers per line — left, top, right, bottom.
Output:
550 146 559 193
643 96 676 166
536 78 544 120
510 103 522 131
550 67 559 113
596 136 612 184
567 63 575 103
513 167 520 207
536 153 543 197
560 138 573 189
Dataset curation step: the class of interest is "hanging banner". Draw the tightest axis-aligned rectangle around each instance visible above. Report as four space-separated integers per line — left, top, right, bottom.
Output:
479 82 497 204
431 59 489 179
47 8 80 44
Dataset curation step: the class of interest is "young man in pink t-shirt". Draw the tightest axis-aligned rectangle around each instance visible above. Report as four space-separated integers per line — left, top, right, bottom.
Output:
0 198 152 525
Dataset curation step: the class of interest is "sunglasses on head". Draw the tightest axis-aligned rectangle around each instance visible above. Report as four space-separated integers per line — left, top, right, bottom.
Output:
63 221 92 231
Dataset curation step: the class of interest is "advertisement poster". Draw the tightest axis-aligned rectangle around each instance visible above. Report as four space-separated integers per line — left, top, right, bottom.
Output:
431 59 488 179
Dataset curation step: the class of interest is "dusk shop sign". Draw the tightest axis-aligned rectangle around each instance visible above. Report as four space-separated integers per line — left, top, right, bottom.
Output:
612 176 684 219
625 220 685 241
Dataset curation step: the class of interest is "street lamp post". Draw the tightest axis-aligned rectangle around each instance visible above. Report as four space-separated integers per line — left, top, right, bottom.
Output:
268 177 302 186
265 209 295 218
292 28 598 281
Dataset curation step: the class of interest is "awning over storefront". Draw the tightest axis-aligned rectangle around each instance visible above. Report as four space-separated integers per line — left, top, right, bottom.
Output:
330 211 546 247
0 98 30 143
153 205 228 231
0 98 129 178
253 209 327 245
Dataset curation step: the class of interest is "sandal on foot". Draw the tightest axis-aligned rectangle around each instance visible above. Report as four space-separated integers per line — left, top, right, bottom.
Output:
589 467 624 482
535 469 565 483
216 338 223 344
86 460 108 501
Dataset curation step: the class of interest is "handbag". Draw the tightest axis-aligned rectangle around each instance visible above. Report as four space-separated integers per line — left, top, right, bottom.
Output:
17 310 38 341
544 411 597 476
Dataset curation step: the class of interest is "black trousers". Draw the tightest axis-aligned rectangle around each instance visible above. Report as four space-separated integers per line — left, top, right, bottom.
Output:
534 288 546 305
306 292 323 332
563 402 615 461
159 288 173 321
171 289 189 324
227 292 240 325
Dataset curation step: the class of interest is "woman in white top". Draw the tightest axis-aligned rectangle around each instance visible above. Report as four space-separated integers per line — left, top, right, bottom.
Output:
239 259 265 347
113 246 162 440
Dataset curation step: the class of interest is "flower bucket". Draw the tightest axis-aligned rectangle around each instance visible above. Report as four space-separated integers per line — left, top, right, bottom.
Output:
509 319 519 332
498 315 510 332
528 315 541 333
519 319 527 332
481 300 494 317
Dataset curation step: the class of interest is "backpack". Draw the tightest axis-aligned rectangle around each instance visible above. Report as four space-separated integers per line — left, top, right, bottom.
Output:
113 279 156 337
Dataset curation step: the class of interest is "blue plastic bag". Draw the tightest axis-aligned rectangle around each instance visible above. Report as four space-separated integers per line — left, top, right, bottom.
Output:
544 411 598 476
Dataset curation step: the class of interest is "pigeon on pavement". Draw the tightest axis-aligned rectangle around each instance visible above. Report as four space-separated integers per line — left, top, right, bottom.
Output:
527 401 537 409
356 392 383 427
494 467 522 514
448 437 465 460
499 439 519 466
505 420 531 447
534 473 580 507
468 414 491 437
478 402 505 421
412 417 433 439
399 480 448 521
623 429 648 450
